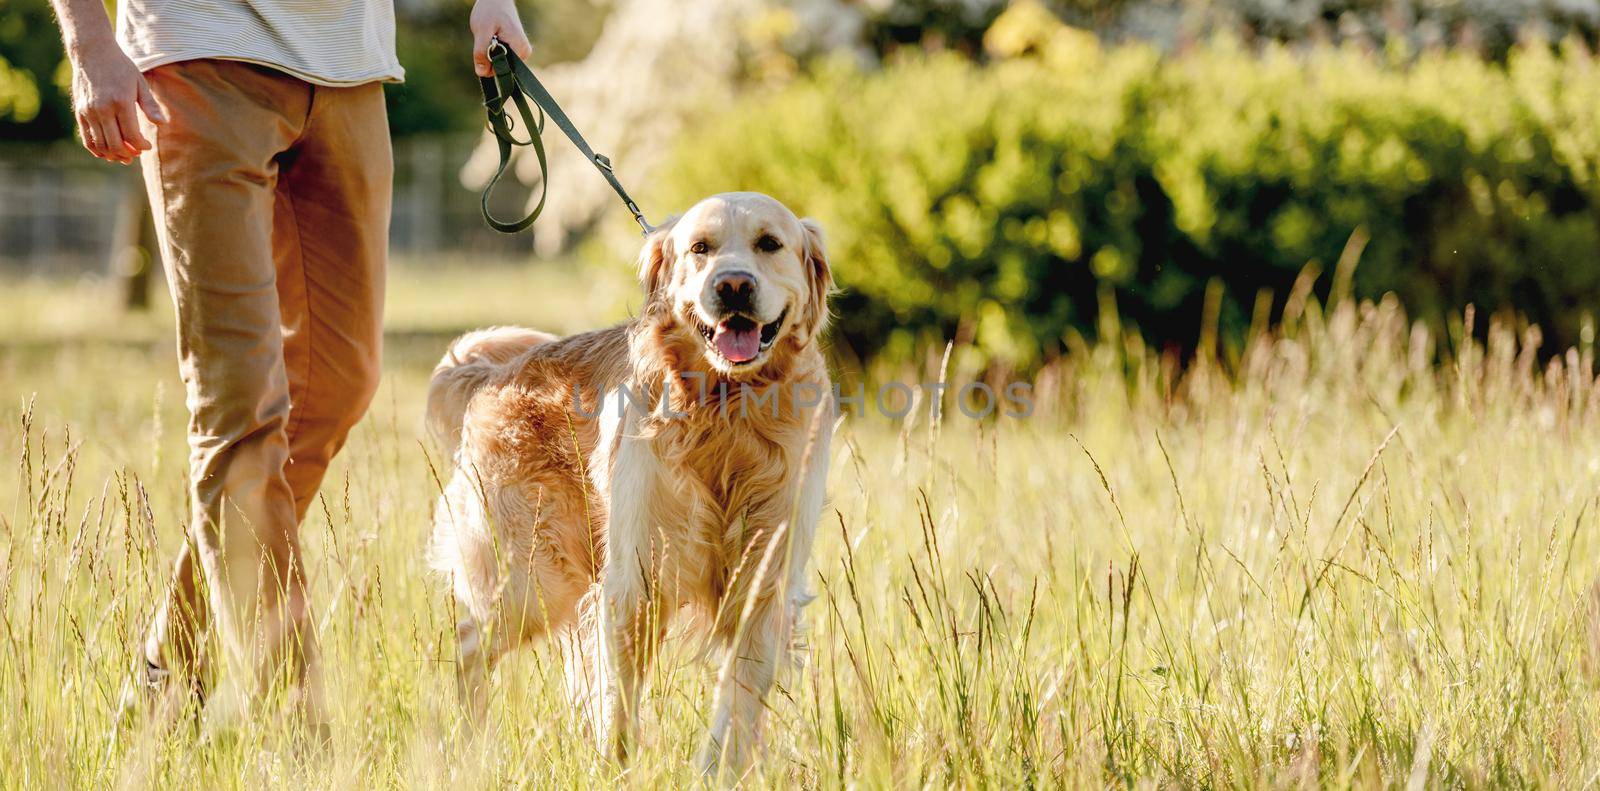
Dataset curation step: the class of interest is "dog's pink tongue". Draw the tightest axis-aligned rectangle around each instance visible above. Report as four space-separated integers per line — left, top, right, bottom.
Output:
713 321 761 363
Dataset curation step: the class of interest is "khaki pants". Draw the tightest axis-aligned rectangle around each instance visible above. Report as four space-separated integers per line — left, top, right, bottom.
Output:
137 60 390 709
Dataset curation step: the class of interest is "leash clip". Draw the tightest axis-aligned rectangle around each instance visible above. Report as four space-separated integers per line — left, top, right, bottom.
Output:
626 200 654 234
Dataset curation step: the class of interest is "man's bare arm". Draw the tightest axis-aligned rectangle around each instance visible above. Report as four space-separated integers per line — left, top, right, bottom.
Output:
50 0 167 164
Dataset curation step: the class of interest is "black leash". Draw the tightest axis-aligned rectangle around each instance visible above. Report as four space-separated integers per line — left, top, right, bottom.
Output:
478 37 654 235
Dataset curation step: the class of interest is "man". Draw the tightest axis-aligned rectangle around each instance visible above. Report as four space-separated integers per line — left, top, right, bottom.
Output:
51 0 534 727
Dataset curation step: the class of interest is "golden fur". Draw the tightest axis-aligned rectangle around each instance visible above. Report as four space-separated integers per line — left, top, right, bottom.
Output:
426 192 834 776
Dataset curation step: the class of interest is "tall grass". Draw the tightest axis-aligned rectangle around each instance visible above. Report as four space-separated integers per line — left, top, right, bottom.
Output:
3 271 1600 787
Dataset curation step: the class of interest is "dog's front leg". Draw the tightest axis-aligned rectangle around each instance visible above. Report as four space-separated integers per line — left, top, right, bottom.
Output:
597 406 665 763
700 598 788 780
700 408 833 780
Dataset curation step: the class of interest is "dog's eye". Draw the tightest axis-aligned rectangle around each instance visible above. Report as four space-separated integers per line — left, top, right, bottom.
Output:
690 241 710 255
756 235 782 253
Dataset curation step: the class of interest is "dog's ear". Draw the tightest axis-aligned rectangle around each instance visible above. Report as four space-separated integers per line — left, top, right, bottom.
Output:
637 216 679 305
799 218 834 336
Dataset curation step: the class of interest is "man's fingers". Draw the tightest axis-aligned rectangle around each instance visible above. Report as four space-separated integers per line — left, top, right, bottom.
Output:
92 115 131 164
503 26 533 59
81 113 113 160
136 77 168 125
76 113 104 158
107 115 142 162
116 101 152 152
473 30 493 76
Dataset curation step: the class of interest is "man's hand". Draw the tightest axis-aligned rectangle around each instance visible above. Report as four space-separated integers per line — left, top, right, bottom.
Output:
51 0 167 164
70 46 166 164
470 0 532 77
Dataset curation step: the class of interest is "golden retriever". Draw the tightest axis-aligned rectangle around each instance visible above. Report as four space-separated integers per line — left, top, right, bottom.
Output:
426 192 834 776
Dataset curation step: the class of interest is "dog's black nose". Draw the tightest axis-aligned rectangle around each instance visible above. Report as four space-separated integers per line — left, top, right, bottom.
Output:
714 270 756 312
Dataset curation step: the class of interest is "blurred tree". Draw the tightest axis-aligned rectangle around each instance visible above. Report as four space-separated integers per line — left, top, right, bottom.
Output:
385 3 480 137
857 0 1008 56
0 0 76 142
1104 0 1600 56
109 173 159 310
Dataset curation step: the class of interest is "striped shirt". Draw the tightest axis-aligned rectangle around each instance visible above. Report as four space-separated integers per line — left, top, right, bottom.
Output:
115 0 405 87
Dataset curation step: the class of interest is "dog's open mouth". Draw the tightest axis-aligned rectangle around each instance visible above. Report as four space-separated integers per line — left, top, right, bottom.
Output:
696 308 786 365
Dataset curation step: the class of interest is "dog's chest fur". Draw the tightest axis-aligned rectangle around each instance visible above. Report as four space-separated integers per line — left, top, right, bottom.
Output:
637 373 822 602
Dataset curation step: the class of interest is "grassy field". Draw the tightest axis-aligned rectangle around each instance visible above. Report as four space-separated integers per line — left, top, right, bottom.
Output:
4 261 1600 787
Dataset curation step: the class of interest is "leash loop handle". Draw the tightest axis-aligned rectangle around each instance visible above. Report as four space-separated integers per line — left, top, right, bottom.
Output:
478 38 655 235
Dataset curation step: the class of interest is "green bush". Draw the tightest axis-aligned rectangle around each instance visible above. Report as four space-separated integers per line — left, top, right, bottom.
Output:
653 31 1600 369
0 0 74 142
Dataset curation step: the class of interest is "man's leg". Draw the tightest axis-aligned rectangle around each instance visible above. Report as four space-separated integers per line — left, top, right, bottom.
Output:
273 80 390 520
136 60 316 713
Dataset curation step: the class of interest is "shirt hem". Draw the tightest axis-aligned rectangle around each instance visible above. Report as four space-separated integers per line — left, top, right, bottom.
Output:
130 52 405 87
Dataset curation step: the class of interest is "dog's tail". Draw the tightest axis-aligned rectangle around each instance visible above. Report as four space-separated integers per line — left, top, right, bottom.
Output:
426 326 557 455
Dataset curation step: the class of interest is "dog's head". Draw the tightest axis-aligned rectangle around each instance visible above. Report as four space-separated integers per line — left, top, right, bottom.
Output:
637 192 832 380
